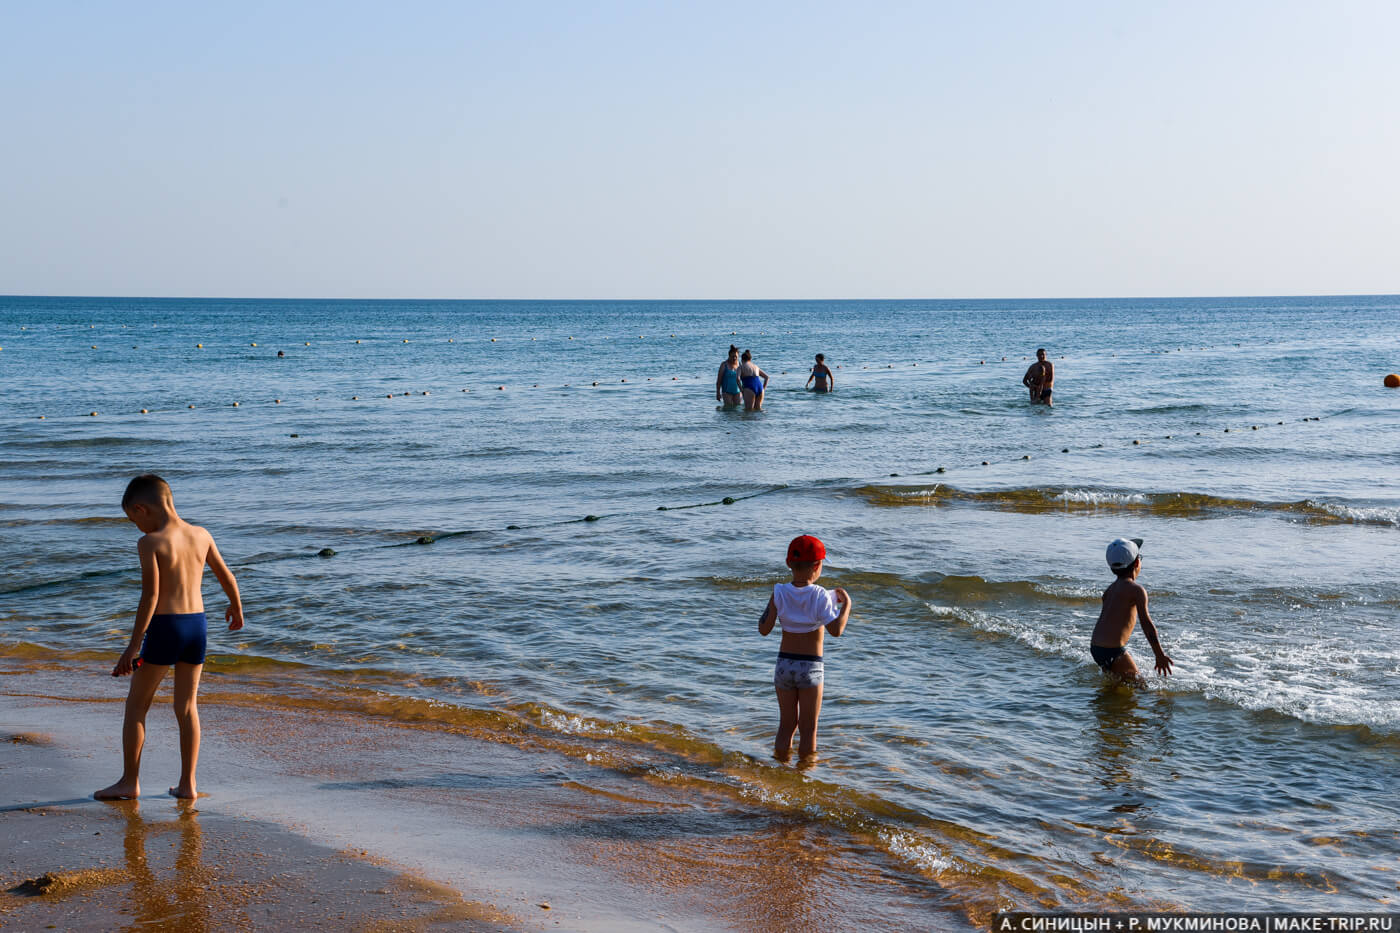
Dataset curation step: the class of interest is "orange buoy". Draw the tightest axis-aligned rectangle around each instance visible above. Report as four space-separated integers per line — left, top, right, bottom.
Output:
1384 373 1400 388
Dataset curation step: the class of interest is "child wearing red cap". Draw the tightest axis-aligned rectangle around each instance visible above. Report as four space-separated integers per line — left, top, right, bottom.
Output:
757 534 852 761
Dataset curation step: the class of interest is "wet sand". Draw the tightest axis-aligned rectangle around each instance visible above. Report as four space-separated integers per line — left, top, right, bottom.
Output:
1 656 966 931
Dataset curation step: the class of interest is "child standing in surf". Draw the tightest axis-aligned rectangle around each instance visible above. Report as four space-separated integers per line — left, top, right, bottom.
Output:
1090 537 1172 683
758 535 852 761
96 474 244 801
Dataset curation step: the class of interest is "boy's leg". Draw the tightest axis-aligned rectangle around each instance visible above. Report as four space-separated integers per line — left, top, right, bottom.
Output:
1109 651 1142 684
170 662 203 798
795 684 823 758
774 686 799 761
95 662 168 799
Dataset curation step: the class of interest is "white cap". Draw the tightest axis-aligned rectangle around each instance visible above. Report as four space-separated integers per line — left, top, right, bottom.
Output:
1106 537 1143 570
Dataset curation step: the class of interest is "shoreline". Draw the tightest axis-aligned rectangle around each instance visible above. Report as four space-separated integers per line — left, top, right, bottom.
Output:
1 655 970 931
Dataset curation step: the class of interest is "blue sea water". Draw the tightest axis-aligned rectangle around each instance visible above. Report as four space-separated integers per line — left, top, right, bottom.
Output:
1 295 1398 920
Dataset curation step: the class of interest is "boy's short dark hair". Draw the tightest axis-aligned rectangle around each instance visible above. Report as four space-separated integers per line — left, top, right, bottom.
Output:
122 474 171 509
1111 561 1138 578
815 353 824 361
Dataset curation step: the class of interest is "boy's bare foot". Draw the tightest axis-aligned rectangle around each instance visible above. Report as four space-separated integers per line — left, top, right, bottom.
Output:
95 780 139 800
169 783 197 799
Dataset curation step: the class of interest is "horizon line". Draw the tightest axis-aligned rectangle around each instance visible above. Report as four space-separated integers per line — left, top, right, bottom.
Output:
3 291 1397 303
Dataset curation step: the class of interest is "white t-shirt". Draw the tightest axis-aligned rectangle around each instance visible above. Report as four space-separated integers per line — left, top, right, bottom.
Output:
772 583 840 634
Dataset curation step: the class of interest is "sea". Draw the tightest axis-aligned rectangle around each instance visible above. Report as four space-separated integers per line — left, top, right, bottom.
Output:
2 295 1397 922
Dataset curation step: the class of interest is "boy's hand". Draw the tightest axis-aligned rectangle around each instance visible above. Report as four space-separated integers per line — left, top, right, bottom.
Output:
226 605 244 631
1154 653 1173 676
112 646 140 677
834 587 850 605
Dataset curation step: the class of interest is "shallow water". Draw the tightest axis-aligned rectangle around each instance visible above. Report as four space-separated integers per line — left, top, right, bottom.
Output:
2 295 1398 919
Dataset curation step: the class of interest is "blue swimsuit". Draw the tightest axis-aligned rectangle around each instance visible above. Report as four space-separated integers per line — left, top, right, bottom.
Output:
721 367 740 395
140 612 208 665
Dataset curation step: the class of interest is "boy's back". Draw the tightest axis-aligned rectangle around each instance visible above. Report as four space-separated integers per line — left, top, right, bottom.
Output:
142 520 217 614
1091 576 1144 648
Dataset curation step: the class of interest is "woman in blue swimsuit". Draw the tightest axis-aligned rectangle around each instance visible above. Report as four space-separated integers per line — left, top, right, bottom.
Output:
738 349 770 411
716 345 742 408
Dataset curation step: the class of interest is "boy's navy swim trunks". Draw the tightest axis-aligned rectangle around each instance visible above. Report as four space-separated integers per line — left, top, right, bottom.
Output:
1090 642 1126 673
140 612 208 665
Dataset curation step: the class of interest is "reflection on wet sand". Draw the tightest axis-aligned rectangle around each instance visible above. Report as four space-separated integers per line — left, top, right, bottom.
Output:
110 799 211 931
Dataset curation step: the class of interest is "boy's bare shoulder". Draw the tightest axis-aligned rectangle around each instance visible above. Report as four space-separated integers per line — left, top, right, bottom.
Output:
186 523 216 548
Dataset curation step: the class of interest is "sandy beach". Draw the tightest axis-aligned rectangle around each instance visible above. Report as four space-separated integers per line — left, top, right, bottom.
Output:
1 652 967 931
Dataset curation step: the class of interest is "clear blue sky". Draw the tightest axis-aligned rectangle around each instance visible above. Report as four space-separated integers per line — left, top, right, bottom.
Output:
2 1 1396 298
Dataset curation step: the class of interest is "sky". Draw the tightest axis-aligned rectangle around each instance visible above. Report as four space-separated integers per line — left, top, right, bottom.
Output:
2 1 1397 299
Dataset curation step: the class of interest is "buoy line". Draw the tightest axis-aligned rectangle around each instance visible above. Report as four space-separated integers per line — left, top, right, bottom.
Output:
265 408 1346 565
11 331 1338 423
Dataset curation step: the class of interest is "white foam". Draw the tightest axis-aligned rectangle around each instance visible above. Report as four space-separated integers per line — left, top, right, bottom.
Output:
927 602 1400 734
1307 500 1400 525
1052 489 1149 506
878 829 954 874
538 709 609 735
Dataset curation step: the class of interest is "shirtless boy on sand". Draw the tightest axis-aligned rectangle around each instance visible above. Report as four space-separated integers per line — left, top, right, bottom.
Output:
1022 348 1054 406
1090 537 1171 683
758 535 852 761
96 474 243 800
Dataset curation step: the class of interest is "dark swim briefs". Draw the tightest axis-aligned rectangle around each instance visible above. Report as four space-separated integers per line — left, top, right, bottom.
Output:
1090 642 1126 673
1040 388 1053 400
140 612 208 665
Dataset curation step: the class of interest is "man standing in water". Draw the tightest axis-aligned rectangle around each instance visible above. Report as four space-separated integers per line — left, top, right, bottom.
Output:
1022 348 1054 406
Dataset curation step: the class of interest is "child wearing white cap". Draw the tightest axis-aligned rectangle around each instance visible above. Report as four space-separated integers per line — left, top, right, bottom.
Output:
1089 537 1172 682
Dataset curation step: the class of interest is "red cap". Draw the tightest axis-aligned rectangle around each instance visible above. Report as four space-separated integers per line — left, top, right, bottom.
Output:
787 534 826 563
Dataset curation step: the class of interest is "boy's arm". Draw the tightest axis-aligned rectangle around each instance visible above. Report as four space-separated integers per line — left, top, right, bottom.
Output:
1022 366 1035 388
825 588 851 637
757 597 777 636
205 537 244 631
114 538 159 676
1136 588 1171 675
